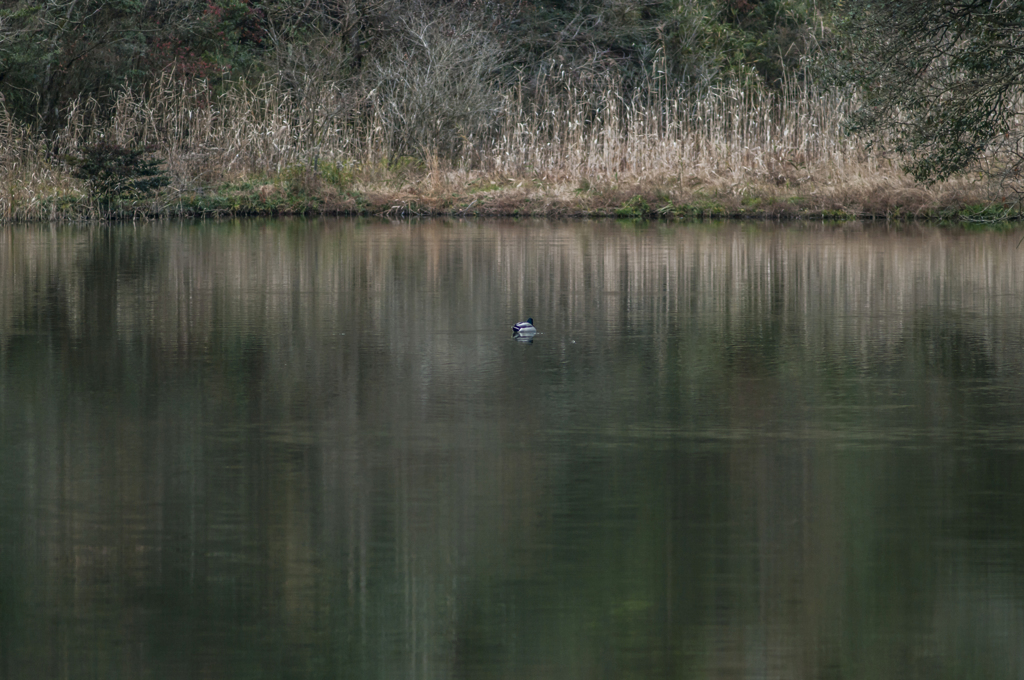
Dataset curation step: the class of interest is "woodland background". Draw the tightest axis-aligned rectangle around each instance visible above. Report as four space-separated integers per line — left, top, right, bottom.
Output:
0 0 1020 220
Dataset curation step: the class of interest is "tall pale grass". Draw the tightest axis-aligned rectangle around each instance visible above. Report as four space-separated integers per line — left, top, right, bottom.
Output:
489 70 870 185
0 68 997 221
44 69 874 184
54 72 374 186
0 106 80 221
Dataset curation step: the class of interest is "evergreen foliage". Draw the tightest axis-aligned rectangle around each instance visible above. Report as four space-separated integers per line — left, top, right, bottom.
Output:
832 0 1024 188
69 142 170 204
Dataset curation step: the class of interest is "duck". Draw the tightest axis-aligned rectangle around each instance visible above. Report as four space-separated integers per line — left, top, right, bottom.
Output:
512 317 536 334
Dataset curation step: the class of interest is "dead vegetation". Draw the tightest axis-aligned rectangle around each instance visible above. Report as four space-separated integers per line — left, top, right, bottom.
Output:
0 55 1007 222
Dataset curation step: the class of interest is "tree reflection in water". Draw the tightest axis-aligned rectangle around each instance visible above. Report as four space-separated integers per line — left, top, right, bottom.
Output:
2 218 1024 680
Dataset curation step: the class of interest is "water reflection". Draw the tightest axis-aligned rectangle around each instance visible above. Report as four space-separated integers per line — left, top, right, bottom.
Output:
2 218 1024 680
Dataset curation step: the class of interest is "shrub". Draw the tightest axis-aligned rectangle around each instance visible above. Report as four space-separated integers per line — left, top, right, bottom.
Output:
69 142 170 205
368 16 507 161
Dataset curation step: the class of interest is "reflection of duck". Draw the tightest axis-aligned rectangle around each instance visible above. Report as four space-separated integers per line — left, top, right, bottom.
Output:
512 318 536 335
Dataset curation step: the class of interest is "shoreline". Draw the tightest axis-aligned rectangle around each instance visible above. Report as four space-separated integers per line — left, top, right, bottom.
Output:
10 160 1018 225
27 180 1017 225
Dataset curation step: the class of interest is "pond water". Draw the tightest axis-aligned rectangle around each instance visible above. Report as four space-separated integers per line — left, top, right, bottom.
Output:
2 217 1024 680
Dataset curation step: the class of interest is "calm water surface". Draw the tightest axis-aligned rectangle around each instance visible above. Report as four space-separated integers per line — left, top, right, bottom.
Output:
2 218 1024 679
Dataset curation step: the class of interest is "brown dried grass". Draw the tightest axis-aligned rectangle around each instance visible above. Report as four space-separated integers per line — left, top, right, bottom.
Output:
0 69 1004 221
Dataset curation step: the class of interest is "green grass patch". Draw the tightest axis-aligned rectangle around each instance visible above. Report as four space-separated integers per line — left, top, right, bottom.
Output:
616 195 651 218
671 198 729 218
955 204 1019 222
817 208 856 220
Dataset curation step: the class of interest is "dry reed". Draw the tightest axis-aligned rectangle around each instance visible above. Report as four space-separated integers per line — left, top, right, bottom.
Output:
0 69 1004 222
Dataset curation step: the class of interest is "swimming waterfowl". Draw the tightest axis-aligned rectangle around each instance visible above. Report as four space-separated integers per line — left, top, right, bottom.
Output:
512 318 536 334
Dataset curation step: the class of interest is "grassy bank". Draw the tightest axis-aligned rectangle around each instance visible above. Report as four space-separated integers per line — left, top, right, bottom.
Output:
0 72 1016 224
